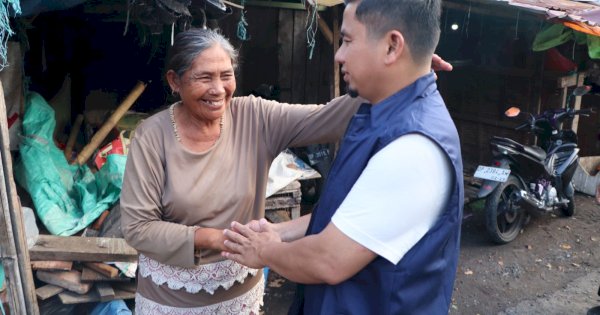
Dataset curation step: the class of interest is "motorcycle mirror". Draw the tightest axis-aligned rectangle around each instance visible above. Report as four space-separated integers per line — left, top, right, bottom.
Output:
572 85 592 96
505 107 521 117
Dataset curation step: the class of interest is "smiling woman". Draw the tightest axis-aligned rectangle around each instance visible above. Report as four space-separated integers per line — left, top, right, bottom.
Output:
119 28 363 314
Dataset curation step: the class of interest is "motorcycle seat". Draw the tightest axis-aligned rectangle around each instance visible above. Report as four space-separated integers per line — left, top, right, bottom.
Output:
491 136 546 160
524 145 546 161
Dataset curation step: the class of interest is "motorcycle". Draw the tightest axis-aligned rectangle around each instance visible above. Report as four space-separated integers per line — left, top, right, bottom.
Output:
474 86 593 244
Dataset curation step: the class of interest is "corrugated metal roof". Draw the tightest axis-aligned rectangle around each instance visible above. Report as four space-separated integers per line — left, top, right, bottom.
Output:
496 0 600 26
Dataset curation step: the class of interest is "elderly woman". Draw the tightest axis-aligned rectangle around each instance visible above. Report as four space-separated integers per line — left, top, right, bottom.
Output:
120 28 362 314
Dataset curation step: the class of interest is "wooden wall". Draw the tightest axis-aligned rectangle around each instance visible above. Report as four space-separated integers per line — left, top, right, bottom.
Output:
437 1 600 170
220 6 337 104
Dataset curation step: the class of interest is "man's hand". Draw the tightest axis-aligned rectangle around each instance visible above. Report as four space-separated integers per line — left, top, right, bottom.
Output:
244 218 276 233
222 219 281 269
432 54 453 72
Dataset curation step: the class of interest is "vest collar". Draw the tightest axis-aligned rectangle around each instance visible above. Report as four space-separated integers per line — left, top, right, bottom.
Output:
369 72 438 125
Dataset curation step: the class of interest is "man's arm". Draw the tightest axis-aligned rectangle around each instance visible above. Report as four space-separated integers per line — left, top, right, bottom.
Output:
224 134 453 284
273 214 312 242
224 221 377 285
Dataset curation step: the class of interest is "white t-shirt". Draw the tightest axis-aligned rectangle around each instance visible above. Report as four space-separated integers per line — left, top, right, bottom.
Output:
331 133 453 264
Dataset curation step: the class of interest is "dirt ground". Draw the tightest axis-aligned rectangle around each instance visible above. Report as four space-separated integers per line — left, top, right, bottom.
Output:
262 192 600 315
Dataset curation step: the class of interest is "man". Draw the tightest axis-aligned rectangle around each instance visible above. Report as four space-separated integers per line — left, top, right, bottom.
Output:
222 0 463 314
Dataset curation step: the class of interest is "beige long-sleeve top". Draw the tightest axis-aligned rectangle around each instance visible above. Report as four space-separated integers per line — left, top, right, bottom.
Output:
120 94 362 307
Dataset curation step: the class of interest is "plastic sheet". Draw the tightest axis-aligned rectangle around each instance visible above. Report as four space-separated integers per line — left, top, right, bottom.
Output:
14 92 126 236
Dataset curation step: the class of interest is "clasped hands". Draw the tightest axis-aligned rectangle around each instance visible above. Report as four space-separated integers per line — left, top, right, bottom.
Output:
222 218 280 269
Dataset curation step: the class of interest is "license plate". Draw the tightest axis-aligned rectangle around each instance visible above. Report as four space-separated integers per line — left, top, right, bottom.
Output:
474 165 511 182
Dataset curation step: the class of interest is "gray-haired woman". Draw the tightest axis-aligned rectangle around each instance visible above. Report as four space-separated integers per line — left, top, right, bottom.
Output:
120 28 362 314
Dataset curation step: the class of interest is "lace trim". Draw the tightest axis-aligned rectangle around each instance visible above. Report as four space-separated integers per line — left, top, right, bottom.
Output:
135 276 264 315
138 254 259 294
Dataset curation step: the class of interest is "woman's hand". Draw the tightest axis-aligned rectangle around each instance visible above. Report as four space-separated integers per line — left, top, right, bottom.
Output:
194 227 228 252
222 219 281 269
432 54 453 72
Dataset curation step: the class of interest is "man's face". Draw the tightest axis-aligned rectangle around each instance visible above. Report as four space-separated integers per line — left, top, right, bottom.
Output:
335 2 381 101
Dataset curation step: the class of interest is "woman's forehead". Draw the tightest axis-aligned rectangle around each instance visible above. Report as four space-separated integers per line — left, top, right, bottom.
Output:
190 46 233 71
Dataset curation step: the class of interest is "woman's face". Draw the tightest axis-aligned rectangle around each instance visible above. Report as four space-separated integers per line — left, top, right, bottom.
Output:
170 44 236 122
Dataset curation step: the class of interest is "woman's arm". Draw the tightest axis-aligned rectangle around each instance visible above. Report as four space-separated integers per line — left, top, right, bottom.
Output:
253 95 364 155
121 121 204 268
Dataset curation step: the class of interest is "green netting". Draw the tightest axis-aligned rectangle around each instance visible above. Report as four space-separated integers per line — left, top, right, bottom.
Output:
14 92 126 236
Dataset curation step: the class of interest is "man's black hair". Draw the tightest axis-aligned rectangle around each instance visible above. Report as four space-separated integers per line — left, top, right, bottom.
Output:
345 0 441 64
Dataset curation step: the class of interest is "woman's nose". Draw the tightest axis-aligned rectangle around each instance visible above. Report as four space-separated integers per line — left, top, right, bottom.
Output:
210 81 225 94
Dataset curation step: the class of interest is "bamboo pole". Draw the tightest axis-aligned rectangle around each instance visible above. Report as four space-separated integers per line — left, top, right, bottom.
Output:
64 114 84 161
317 13 333 46
73 81 147 166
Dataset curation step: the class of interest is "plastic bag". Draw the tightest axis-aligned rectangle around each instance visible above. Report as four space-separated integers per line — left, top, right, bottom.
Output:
22 207 39 249
14 92 126 236
266 149 320 198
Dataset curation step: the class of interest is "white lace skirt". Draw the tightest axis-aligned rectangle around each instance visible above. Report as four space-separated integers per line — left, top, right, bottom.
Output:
136 254 264 315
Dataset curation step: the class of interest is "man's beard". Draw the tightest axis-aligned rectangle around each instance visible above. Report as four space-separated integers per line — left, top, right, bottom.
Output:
347 87 359 98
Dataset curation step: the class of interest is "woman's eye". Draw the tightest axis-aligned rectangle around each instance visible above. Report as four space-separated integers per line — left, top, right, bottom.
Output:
192 76 210 82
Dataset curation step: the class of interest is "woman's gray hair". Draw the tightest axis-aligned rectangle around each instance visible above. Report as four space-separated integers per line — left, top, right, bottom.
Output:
166 28 239 78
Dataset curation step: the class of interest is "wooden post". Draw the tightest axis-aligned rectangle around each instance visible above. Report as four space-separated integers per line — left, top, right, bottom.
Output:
570 73 586 133
332 7 340 98
0 82 39 314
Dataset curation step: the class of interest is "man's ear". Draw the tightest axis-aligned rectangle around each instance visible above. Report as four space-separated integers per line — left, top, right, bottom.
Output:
384 30 405 64
166 70 181 92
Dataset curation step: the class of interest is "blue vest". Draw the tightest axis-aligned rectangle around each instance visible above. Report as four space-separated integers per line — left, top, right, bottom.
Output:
303 73 464 315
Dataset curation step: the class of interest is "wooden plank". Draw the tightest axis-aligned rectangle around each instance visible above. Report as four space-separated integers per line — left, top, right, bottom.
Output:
317 13 333 45
332 7 340 98
246 0 326 10
305 41 321 104
265 210 291 223
83 262 119 278
0 81 39 314
81 267 129 282
557 73 578 88
292 10 308 103
35 284 64 300
278 10 294 102
58 288 135 304
29 235 138 262
95 282 115 302
31 260 73 271
112 281 136 293
36 270 92 295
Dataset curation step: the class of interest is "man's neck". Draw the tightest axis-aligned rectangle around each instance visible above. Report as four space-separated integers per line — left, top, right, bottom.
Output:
370 63 431 105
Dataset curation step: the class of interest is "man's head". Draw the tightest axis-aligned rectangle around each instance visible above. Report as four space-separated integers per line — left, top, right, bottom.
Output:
335 0 441 103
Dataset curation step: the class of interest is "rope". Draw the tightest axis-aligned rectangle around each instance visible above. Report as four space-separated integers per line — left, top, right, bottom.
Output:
306 0 318 59
0 0 20 71
237 0 249 41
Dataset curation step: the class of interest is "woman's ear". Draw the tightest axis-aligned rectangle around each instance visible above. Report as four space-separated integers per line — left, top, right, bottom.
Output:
166 70 181 92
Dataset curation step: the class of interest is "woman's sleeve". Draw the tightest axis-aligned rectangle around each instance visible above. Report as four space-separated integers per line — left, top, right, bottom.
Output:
120 125 198 268
257 94 364 156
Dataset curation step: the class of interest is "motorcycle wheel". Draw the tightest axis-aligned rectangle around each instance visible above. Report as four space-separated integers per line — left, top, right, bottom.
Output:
560 194 575 217
560 182 576 217
485 175 526 244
